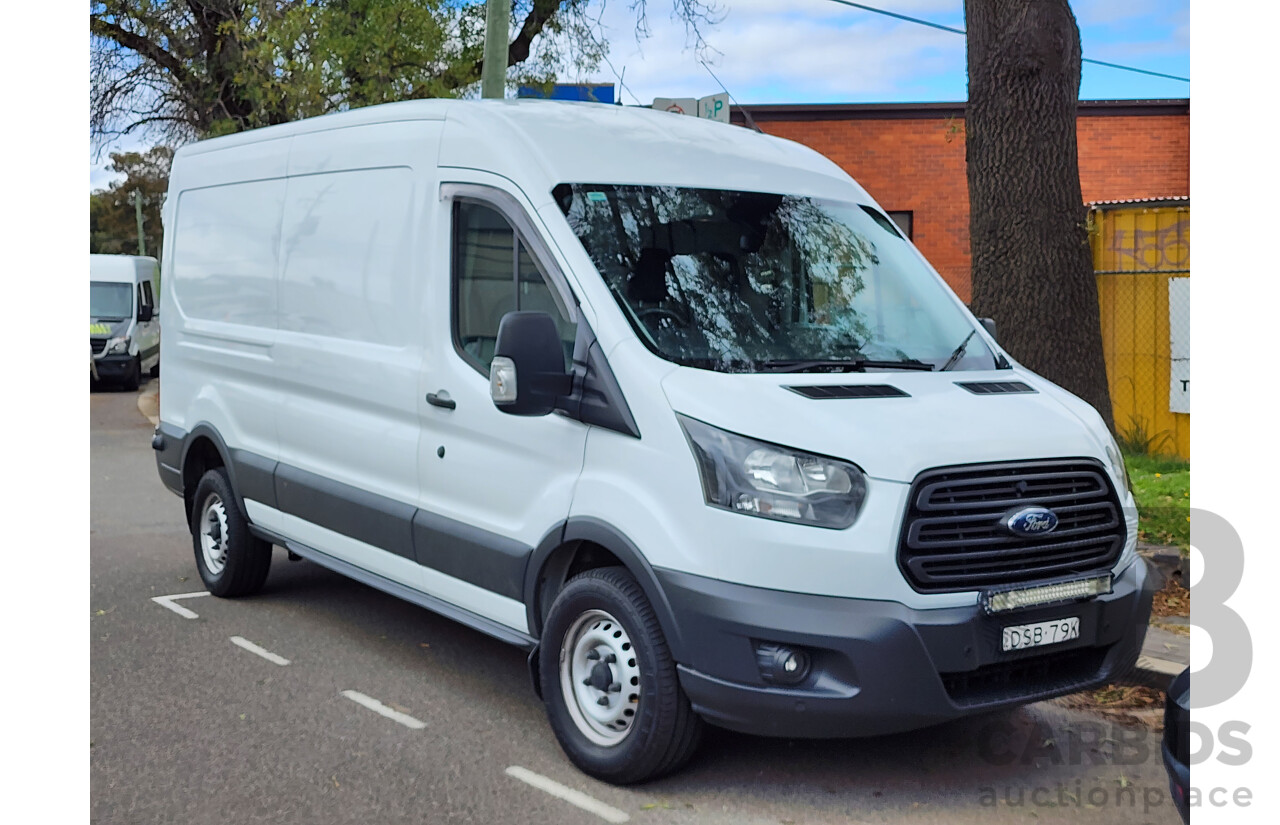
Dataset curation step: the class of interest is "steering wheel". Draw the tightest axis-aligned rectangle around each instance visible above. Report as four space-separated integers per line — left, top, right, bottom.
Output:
636 306 689 328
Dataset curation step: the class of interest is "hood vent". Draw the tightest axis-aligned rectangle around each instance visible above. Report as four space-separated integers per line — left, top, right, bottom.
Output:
786 384 909 399
955 381 1036 395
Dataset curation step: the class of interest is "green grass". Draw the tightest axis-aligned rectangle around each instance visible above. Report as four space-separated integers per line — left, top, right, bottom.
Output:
1123 451 1190 553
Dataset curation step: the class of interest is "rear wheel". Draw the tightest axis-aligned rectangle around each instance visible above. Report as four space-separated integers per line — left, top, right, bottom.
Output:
191 467 271 597
540 567 703 784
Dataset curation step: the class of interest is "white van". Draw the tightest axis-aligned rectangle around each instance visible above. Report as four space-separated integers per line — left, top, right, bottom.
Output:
153 100 1153 783
91 254 160 390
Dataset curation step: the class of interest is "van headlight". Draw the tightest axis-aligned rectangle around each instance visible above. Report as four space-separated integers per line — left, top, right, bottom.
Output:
105 336 131 355
678 415 867 529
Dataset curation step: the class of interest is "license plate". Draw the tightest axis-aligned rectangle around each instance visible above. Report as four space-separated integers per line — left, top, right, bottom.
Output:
1001 617 1080 652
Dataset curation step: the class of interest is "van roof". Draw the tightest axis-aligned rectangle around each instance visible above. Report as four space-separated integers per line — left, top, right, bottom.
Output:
173 99 871 206
90 254 157 284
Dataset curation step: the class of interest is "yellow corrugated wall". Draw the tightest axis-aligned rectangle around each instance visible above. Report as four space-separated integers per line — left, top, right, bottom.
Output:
1092 205 1190 459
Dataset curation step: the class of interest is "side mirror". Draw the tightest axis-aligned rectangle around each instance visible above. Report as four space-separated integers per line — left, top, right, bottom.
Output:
138 305 154 323
490 311 573 416
979 317 997 342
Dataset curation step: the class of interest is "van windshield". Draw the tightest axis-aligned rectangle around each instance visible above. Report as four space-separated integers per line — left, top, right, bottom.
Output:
557 184 996 373
91 281 133 321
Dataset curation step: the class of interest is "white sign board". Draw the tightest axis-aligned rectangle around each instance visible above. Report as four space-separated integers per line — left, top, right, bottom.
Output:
1168 277 1190 414
652 94 731 124
653 97 697 116
698 93 731 123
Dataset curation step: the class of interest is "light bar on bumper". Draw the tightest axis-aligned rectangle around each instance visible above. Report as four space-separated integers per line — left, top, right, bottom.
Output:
981 574 1113 615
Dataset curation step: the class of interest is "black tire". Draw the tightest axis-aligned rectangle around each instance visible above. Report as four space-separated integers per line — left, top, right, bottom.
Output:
191 467 272 597
121 356 141 391
149 360 160 378
540 567 703 784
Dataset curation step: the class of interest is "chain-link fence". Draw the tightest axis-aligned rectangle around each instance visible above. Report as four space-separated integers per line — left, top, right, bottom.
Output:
1091 203 1190 459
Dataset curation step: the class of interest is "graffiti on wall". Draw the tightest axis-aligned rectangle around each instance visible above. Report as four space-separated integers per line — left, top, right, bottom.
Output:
1106 216 1190 272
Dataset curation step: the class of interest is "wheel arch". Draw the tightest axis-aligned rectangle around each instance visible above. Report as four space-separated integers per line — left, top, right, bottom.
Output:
523 517 687 664
178 424 242 527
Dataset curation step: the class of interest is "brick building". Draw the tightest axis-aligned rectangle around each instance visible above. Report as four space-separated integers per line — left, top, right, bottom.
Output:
732 99 1190 303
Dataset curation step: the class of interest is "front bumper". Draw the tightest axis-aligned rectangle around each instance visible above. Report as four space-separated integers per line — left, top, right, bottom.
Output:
91 352 135 379
660 559 1154 738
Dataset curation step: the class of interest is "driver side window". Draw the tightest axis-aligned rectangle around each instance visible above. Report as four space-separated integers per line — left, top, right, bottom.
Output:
452 201 575 372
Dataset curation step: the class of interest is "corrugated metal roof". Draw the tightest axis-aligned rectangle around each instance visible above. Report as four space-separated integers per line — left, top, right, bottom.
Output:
729 99 1189 123
1087 196 1189 207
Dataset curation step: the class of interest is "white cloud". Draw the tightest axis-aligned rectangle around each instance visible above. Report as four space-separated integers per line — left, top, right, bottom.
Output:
574 0 965 103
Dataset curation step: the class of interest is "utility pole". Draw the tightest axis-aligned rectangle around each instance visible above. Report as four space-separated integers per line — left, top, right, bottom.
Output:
130 189 147 256
481 0 510 99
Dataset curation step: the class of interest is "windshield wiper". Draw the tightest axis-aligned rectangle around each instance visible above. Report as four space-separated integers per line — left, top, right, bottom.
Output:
939 331 977 372
761 358 935 373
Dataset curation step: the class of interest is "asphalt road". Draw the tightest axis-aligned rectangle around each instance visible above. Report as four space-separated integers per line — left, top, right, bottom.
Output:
91 384 1182 825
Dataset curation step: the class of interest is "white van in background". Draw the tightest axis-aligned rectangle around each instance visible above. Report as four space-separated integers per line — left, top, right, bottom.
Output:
91 254 160 390
153 100 1153 784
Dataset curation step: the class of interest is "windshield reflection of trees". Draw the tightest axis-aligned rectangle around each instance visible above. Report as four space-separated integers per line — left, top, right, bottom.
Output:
564 185 889 370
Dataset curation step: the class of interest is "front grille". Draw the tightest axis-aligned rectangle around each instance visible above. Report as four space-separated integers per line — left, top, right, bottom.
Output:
898 459 1124 592
942 646 1110 707
91 338 106 355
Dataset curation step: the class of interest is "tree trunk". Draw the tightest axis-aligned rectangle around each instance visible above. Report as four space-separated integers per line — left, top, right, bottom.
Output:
964 0 1114 430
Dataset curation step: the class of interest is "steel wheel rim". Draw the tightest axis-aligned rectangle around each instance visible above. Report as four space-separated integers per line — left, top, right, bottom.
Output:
199 493 229 575
559 609 641 747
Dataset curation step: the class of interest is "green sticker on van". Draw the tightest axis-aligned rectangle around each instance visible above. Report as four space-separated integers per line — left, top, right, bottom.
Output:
90 323 111 335
587 191 608 203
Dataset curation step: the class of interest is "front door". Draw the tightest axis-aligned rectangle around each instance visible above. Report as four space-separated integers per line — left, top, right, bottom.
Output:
415 184 587 634
135 275 160 372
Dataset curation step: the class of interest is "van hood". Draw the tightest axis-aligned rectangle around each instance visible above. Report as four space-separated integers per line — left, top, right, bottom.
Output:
660 367 1109 483
90 318 131 339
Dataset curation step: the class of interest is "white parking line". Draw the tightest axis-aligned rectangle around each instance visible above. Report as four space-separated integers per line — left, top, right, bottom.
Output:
340 690 426 730
150 591 211 619
230 636 291 666
504 766 630 823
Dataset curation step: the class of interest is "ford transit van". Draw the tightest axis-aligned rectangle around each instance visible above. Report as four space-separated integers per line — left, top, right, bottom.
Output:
91 254 160 390
153 100 1153 784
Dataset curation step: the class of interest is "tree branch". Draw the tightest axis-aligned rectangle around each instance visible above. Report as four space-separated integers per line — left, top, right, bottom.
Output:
90 15 192 88
507 0 562 66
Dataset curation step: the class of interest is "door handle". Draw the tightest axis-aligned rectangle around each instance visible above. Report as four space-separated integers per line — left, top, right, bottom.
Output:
426 390 456 410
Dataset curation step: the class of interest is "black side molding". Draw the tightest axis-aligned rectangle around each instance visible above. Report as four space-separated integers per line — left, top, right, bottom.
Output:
274 463 417 561
413 509 530 600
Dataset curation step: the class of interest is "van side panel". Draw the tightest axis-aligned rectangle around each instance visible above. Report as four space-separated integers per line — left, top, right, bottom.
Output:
268 122 440 586
165 178 285 463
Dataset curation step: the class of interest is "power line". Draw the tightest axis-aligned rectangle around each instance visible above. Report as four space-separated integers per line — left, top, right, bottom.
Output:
822 0 1190 83
578 21 643 105
700 60 763 132
825 0 963 35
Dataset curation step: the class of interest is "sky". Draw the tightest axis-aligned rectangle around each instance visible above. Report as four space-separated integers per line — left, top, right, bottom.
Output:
89 0 1190 191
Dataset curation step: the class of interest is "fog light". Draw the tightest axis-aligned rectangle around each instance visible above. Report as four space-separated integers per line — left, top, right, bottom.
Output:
755 642 811 685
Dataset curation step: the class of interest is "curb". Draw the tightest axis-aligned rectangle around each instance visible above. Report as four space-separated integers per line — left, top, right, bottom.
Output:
1138 543 1189 590
137 381 159 428
1130 655 1185 689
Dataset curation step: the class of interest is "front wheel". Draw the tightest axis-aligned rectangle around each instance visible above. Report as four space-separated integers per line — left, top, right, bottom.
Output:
191 467 272 597
540 567 702 784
